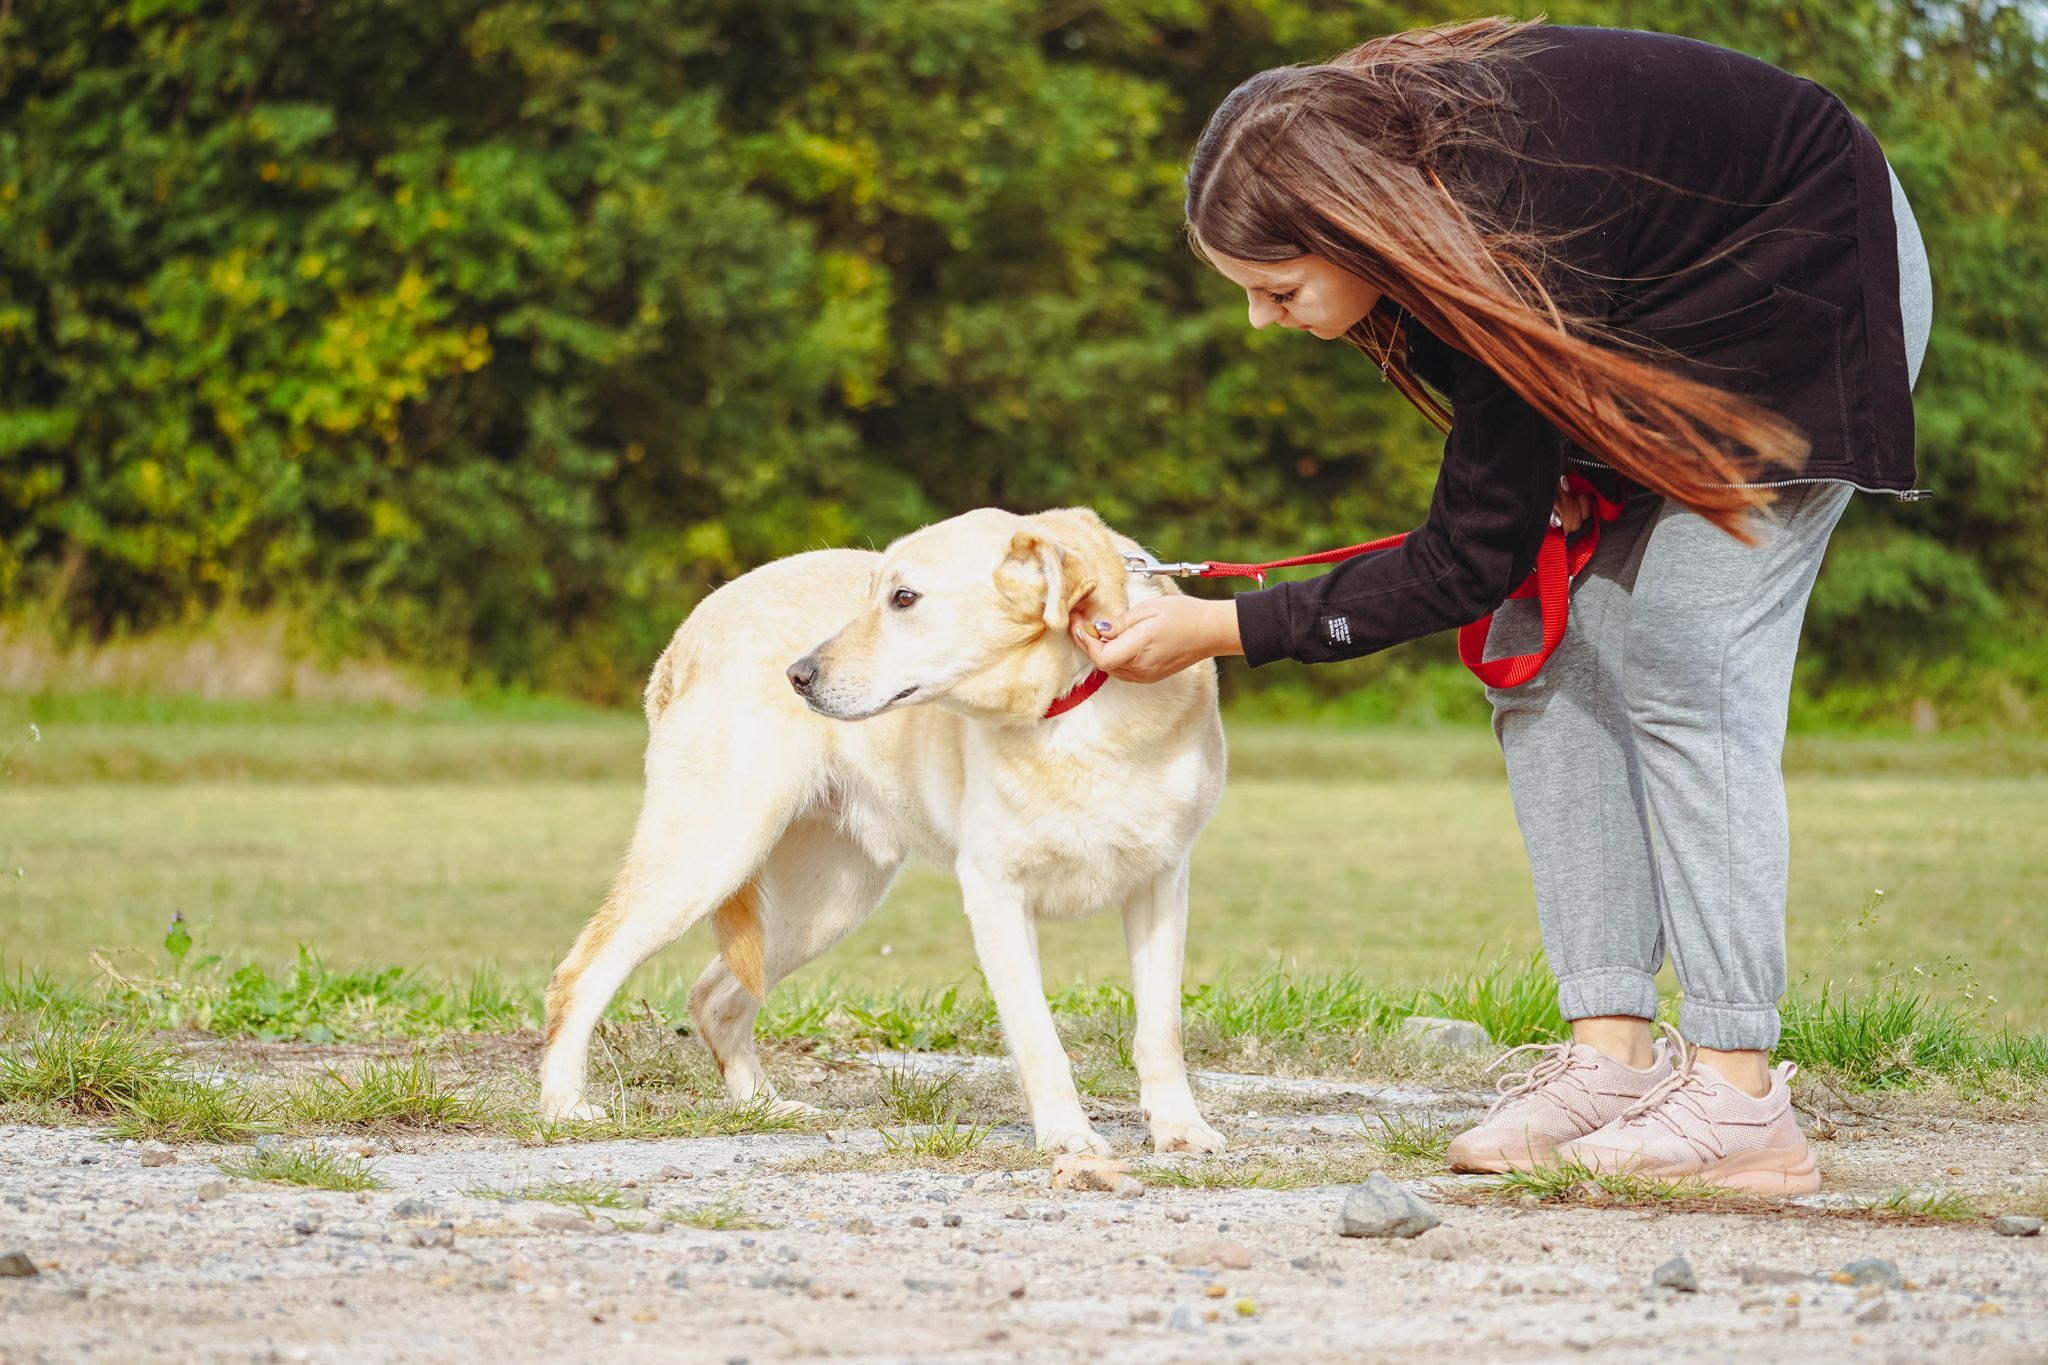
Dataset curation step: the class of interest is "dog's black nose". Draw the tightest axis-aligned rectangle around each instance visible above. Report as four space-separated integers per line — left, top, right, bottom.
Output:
787 655 819 696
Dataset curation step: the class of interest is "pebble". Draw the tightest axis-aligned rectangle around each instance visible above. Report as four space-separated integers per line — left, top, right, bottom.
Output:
140 1150 176 1168
1003 1206 1027 1220
1651 1256 1699 1293
908 1216 928 1229
1856 1298 1891 1324
1038 1210 1066 1224
1168 1240 1252 1270
77 1152 101 1165
655 1166 686 1182
1290 1252 1337 1273
293 1213 323 1235
942 1213 962 1228
1113 1176 1145 1200
1837 1258 1904 1291
533 1211 593 1233
903 1278 947 1294
255 1135 282 1152
392 1198 436 1220
406 1224 456 1249
1397 1015 1493 1052
1167 1209 1190 1224
1992 1215 2042 1237
1167 1306 1200 1333
747 1270 811 1293
665 1269 689 1290
1334 1174 1440 1239
197 1182 227 1202
0 1251 38 1278
843 1217 877 1235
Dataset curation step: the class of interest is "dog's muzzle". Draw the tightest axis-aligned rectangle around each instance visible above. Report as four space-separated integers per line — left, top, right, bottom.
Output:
786 654 821 697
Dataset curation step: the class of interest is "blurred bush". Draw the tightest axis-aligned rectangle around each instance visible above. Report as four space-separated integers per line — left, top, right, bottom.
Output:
0 1 2041 714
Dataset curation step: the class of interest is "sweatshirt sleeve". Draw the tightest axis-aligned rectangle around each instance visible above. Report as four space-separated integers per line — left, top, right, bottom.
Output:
1233 343 1566 668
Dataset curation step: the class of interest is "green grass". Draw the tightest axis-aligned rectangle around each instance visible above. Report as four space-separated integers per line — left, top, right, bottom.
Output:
284 1051 495 1129
881 1115 992 1159
0 1020 179 1113
110 1075 280 1143
882 1069 966 1125
467 1179 646 1212
515 1095 811 1145
1366 1111 1457 1166
665 1197 775 1231
5 720 2041 1034
219 1145 385 1192
1132 1152 1389 1191
1859 1186 1980 1221
1483 1159 1725 1206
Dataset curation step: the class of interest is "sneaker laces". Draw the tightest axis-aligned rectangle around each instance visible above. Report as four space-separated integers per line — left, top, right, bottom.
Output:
1613 1021 1730 1160
1478 1039 1591 1125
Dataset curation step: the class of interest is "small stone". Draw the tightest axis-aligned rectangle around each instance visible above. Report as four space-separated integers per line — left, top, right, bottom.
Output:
0 1251 38 1278
904 1277 947 1294
747 1269 811 1293
1203 1283 1227 1298
1049 1154 1130 1192
1839 1257 1904 1291
1334 1173 1440 1239
665 1269 689 1290
255 1135 282 1152
406 1224 456 1249
1992 1215 2043 1237
1113 1176 1145 1200
842 1217 877 1235
293 1213 323 1235
392 1198 436 1220
1129 1306 1161 1325
1168 1240 1252 1270
1003 1205 1027 1220
942 1213 962 1228
1167 1208 1190 1224
197 1181 227 1202
1397 1015 1493 1051
533 1211 591 1232
1516 1194 1542 1210
1651 1257 1699 1293
655 1166 686 1182
1290 1252 1337 1272
1038 1210 1065 1223
1167 1306 1200 1333
1856 1298 1891 1324
140 1150 175 1168
908 1216 928 1229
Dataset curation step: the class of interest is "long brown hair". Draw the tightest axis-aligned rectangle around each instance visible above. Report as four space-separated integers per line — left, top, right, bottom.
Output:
1185 17 1806 538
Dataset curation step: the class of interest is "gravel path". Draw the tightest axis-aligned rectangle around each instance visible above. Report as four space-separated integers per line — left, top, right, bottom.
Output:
3 1066 2044 1363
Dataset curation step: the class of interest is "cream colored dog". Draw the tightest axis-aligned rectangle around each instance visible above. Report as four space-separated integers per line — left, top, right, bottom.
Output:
537 506 1228 1155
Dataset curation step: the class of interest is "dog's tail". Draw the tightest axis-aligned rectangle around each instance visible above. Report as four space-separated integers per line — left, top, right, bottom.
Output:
642 640 694 726
711 880 767 1000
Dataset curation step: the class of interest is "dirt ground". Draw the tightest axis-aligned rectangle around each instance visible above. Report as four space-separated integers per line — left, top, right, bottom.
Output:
2 1056 2044 1363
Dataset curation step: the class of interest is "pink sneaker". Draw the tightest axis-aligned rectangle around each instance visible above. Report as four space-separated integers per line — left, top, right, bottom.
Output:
1558 1043 1820 1196
1446 1038 1674 1173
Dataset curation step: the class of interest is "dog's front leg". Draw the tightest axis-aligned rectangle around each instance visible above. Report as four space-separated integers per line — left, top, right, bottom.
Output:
1124 860 1226 1154
957 858 1110 1156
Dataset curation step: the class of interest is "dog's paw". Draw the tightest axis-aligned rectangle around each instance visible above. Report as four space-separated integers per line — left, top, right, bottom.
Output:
1148 1115 1227 1155
754 1096 824 1120
1035 1123 1114 1157
541 1096 608 1123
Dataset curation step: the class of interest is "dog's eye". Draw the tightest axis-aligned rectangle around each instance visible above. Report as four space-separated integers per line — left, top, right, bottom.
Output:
890 588 920 610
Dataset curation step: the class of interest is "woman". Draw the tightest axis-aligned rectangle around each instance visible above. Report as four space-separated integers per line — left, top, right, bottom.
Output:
1071 20 1931 1194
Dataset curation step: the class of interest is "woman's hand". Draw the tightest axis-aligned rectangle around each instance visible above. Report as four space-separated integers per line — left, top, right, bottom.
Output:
1553 479 1594 534
1069 595 1243 684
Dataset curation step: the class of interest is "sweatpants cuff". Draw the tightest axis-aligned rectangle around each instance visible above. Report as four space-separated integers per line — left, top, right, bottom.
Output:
1679 997 1782 1052
1556 968 1659 1024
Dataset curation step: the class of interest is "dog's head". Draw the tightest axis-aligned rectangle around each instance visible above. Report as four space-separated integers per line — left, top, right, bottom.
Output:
789 507 1134 722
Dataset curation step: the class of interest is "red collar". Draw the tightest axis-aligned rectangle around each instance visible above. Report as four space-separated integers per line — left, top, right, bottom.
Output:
1042 668 1109 719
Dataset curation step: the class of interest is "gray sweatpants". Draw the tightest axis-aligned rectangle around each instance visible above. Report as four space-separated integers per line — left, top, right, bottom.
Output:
1484 163 1933 1052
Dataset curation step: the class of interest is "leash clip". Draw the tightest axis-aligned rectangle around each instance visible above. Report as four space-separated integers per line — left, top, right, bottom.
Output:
1122 551 1208 578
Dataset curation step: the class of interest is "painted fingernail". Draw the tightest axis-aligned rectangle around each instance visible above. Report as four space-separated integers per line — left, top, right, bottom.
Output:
1095 620 1112 634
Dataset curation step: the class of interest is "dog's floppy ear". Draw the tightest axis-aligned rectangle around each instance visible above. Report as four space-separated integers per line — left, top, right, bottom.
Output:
996 530 1096 633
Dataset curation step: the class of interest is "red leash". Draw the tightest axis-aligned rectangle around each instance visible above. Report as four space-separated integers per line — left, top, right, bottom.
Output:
1189 474 1624 689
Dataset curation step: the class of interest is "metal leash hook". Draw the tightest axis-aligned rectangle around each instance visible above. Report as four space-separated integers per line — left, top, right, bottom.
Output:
1122 550 1209 578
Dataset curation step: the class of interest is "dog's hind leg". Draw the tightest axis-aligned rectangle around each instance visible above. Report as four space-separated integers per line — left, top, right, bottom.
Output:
1123 858 1225 1154
538 735 806 1121
689 813 899 1111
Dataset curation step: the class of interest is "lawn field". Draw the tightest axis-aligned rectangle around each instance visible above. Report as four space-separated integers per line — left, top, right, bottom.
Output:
2 697 2044 1030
